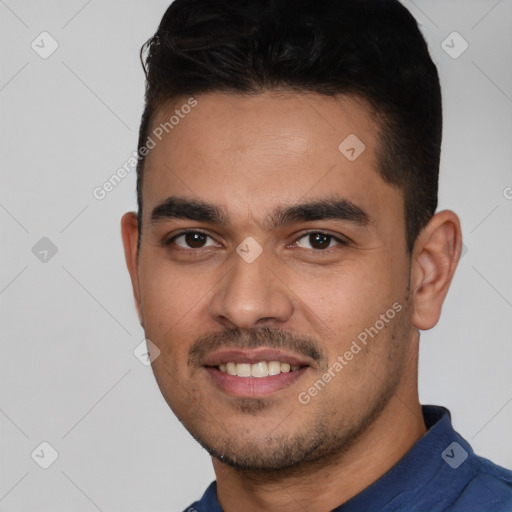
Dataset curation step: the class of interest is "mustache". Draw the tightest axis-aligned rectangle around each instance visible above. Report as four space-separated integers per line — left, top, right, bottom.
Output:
188 326 326 366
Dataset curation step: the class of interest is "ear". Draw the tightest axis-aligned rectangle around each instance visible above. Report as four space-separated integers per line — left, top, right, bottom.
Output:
121 212 143 325
411 210 463 330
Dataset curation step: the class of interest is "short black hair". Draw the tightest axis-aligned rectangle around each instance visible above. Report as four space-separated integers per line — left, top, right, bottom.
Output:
136 0 442 254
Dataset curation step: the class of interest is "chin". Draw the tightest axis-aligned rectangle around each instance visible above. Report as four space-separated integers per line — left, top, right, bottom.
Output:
184 415 335 473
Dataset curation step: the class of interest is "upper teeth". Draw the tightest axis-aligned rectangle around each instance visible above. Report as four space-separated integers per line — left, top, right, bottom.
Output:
219 361 301 377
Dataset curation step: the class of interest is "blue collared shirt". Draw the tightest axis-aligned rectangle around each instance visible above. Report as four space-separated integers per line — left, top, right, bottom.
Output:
183 405 512 511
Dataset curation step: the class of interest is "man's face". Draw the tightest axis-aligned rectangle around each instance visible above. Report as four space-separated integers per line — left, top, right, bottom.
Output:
130 91 417 470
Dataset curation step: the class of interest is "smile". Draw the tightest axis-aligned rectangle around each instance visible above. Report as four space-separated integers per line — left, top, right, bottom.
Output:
201 349 312 397
217 361 302 377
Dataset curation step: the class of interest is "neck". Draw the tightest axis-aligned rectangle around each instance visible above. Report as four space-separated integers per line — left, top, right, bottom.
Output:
212 345 426 512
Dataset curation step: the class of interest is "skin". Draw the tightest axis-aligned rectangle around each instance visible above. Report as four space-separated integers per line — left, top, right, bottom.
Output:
121 91 462 512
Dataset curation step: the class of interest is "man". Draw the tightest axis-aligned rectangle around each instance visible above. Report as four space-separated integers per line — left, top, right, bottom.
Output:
121 0 512 510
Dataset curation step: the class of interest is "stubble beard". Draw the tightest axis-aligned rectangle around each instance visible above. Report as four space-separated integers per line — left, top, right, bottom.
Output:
181 299 413 479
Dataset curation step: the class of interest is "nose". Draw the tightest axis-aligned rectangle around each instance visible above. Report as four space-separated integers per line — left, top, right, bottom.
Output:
209 247 294 330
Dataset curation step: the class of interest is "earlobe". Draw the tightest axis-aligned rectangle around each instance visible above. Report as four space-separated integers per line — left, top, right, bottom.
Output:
411 210 462 331
120 212 143 324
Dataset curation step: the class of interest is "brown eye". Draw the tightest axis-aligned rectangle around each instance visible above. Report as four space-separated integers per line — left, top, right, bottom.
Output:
171 231 217 249
295 232 344 250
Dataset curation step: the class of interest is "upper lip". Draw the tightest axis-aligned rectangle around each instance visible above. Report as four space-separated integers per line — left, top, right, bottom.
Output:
202 348 313 368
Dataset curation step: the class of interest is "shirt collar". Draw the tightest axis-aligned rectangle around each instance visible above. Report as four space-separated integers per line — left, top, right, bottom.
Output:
334 404 474 511
197 405 472 512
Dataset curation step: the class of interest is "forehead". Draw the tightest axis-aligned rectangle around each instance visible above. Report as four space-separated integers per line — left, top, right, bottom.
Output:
148 90 378 166
142 91 403 233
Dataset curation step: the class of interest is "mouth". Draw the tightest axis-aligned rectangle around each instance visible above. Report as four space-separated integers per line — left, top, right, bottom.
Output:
201 349 312 398
217 360 303 377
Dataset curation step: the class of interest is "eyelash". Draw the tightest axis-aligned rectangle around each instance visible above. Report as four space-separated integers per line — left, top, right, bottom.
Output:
163 229 348 252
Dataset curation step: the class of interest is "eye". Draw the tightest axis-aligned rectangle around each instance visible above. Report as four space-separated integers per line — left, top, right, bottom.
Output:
294 232 346 250
167 230 219 249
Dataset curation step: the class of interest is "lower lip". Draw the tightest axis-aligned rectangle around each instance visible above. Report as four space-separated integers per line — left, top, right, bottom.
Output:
204 367 308 398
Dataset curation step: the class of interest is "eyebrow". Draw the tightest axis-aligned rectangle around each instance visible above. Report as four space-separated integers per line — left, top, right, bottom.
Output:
150 195 372 230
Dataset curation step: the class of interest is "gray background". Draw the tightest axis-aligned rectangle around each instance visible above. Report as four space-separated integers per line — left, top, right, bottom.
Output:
1 0 511 510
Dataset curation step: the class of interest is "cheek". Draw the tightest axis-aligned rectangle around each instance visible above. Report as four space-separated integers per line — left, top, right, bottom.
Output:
291 255 403 354
138 265 209 402
138 258 211 347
